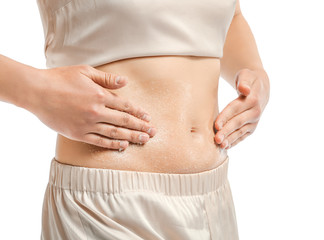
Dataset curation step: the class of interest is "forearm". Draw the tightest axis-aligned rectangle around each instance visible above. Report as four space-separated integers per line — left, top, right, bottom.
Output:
220 12 270 95
0 54 43 111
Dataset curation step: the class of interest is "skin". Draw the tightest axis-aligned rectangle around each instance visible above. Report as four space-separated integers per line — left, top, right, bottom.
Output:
54 56 227 173
0 0 270 173
216 1 270 149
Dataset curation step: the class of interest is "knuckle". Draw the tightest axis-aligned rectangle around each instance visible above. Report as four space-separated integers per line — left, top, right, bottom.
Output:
94 89 106 101
123 100 132 111
238 128 245 136
247 128 254 135
129 132 138 142
111 140 120 149
237 118 244 127
219 119 226 128
227 102 237 114
135 108 145 119
122 113 131 125
109 126 118 138
88 104 101 119
104 72 113 86
249 96 258 106
140 122 149 132
95 136 105 147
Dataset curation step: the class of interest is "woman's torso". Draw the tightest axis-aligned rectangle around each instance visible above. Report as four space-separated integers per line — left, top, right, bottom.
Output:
55 55 228 173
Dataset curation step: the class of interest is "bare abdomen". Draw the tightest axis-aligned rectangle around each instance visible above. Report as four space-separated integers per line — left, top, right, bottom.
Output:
55 55 228 173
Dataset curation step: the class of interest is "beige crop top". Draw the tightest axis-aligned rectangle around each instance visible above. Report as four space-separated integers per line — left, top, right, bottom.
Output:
36 0 237 68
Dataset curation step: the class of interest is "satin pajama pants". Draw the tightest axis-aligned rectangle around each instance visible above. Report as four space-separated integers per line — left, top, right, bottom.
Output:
41 156 239 240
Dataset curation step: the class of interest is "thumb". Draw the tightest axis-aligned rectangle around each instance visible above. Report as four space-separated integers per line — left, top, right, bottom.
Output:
87 67 128 89
235 75 253 96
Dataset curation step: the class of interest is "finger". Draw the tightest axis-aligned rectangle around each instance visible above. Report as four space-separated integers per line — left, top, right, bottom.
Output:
104 92 152 122
222 123 256 148
94 122 151 144
97 108 157 137
235 69 257 96
81 65 129 89
214 107 258 144
215 95 252 131
83 132 129 150
226 131 252 149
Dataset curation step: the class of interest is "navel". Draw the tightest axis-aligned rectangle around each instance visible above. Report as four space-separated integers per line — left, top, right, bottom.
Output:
190 126 197 133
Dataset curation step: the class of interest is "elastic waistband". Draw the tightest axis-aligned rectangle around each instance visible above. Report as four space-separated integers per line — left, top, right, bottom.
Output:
48 156 229 196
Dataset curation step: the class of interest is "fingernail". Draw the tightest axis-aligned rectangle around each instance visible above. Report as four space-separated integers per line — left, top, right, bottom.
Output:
120 141 128 148
222 140 228 148
115 76 121 84
147 127 157 135
219 134 224 142
218 121 223 129
139 134 149 142
115 76 128 84
142 113 151 122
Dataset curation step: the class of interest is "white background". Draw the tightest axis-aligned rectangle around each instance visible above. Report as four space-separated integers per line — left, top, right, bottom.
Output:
0 0 323 239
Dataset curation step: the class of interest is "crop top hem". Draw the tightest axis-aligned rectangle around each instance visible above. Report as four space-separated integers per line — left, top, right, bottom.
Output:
46 52 223 69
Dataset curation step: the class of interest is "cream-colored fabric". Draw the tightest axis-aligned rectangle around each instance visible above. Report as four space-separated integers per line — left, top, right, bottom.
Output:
41 156 239 240
36 0 237 68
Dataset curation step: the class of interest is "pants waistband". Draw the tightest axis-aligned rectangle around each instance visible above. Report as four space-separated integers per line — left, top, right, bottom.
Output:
48 156 230 196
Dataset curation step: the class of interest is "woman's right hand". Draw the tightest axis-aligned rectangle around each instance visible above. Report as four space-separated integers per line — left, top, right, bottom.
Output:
28 64 157 151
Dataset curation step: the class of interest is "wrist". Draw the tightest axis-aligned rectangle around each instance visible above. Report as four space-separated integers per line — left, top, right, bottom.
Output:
16 66 46 113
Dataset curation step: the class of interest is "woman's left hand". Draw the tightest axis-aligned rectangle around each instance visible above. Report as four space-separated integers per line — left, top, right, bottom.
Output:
214 68 270 149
